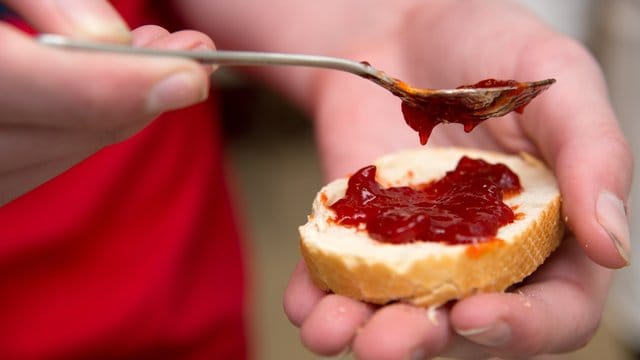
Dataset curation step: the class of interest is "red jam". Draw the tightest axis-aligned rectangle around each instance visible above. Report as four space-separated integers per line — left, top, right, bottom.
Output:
329 156 522 244
402 79 529 145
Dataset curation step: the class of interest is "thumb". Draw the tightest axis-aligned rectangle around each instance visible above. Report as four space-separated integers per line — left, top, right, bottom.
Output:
3 0 130 42
518 38 633 268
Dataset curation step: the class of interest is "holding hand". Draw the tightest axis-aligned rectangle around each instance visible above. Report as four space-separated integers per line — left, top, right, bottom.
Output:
0 0 214 205
284 1 632 358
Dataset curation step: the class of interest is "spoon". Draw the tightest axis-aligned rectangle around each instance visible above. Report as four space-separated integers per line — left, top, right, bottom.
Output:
37 34 555 144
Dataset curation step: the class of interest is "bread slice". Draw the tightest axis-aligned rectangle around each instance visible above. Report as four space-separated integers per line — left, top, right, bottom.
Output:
298 147 564 307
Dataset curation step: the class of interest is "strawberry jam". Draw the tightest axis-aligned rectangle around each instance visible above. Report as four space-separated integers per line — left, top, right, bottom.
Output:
402 79 529 145
329 156 521 244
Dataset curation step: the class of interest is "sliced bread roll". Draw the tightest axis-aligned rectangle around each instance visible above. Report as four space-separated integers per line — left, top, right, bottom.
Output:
298 147 564 307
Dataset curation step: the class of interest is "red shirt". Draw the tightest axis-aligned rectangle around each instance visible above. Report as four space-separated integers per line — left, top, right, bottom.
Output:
0 2 247 359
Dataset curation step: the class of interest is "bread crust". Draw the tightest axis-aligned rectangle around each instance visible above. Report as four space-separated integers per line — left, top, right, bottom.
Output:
299 147 564 307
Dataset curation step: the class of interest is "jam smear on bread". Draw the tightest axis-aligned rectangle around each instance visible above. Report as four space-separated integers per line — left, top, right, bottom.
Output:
330 156 522 244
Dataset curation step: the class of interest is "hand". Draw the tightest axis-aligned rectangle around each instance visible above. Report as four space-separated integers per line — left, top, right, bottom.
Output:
284 1 633 358
0 0 214 205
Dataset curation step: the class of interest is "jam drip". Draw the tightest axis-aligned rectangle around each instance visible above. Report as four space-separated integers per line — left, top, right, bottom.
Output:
330 157 522 244
402 79 529 145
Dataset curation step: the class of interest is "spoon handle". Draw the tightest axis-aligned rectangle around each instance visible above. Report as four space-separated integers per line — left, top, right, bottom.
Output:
37 34 390 81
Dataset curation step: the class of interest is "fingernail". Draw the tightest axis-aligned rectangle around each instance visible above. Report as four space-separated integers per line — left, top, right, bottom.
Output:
596 191 631 265
55 0 131 42
456 322 511 347
147 72 208 114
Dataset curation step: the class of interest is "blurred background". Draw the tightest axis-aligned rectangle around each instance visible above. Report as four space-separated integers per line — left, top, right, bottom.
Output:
219 0 640 359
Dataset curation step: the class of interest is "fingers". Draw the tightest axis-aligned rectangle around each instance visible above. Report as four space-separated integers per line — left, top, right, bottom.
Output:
352 304 451 360
132 26 217 73
283 261 325 327
450 238 611 357
285 263 453 359
287 238 611 358
516 36 633 268
3 0 130 42
300 295 374 356
0 24 214 203
134 27 218 74
133 27 216 52
0 24 210 130
130 25 170 47
284 262 374 356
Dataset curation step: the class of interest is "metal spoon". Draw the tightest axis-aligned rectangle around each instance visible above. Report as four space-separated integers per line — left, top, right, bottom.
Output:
37 34 554 122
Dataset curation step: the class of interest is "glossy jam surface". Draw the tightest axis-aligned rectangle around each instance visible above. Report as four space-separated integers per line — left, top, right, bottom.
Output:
329 157 522 244
402 79 528 145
